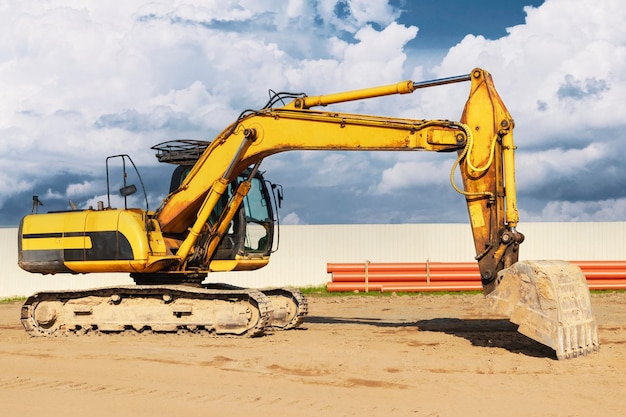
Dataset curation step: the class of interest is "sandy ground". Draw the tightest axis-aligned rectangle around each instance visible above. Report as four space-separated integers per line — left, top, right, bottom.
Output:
0 292 624 417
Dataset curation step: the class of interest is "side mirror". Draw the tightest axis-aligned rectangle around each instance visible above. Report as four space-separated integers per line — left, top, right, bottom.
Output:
271 183 283 209
277 189 283 208
120 184 137 197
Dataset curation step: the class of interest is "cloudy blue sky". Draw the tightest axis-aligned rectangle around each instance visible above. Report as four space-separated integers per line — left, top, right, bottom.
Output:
1 0 625 226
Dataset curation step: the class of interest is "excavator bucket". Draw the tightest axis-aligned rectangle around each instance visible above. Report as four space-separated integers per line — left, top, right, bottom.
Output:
486 260 599 359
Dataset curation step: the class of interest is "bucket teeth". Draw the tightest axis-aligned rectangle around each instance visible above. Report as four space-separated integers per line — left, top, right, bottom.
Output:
487 260 600 360
556 322 600 360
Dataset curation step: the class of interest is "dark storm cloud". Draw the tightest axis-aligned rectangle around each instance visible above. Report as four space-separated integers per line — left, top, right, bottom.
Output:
0 165 175 226
519 144 626 203
138 10 278 33
279 182 467 225
94 109 201 133
557 75 609 101
0 172 95 225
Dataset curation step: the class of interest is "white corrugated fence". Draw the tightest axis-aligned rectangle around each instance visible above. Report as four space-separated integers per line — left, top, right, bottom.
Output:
2 222 625 298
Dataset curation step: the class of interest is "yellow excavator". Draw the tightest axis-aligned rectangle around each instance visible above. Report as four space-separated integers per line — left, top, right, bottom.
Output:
18 68 598 359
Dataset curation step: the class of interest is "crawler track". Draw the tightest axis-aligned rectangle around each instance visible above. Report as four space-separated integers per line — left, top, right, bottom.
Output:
203 284 309 330
259 287 308 330
21 285 272 337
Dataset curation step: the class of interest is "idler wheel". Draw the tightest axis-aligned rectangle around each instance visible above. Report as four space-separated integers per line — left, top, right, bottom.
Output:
34 302 58 328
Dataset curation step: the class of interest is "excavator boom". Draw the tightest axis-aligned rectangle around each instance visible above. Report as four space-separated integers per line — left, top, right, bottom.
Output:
18 69 599 359
155 69 520 288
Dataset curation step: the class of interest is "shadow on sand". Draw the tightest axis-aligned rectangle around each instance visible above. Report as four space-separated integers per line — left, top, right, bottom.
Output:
305 315 556 359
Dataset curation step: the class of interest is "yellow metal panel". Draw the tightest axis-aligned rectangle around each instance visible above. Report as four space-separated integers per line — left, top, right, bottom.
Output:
65 260 149 273
113 210 149 261
209 258 270 272
82 209 150 261
21 236 92 251
21 211 85 234
468 203 485 228
147 220 167 256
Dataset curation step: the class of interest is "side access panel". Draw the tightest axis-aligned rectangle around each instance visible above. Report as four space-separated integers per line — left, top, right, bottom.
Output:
19 209 154 274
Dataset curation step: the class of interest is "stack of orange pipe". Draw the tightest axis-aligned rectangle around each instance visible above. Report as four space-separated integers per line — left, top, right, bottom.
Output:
571 261 626 290
326 261 626 292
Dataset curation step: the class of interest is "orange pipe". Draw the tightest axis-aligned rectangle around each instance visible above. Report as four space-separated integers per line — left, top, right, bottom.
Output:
581 271 626 279
326 282 384 292
329 272 480 282
326 261 626 292
589 284 626 290
326 281 482 292
573 260 626 270
327 262 478 273
381 283 482 292
327 280 626 292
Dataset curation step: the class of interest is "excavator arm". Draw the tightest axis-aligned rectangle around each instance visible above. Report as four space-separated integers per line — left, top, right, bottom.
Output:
156 69 521 292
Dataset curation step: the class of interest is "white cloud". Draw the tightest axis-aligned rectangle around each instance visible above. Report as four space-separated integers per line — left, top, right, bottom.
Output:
523 198 626 222
284 21 417 100
316 0 399 33
282 211 303 225
0 176 33 209
66 181 98 198
516 143 606 190
374 157 454 193
44 189 64 200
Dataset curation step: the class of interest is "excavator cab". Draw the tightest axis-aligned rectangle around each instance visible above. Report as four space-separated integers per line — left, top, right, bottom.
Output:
199 166 277 262
154 140 280 270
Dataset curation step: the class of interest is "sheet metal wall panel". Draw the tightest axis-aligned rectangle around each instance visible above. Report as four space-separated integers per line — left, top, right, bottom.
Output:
2 222 625 297
210 224 477 288
518 222 626 260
